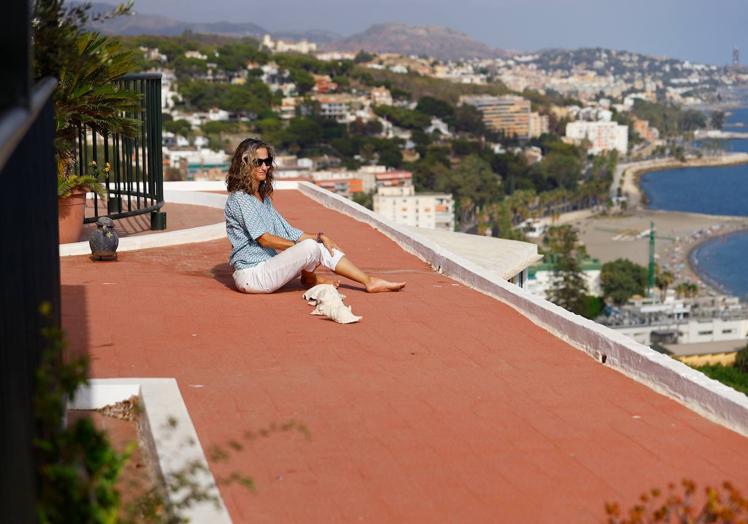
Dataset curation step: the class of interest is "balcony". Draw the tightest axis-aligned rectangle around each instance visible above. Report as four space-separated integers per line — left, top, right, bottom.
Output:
59 181 748 522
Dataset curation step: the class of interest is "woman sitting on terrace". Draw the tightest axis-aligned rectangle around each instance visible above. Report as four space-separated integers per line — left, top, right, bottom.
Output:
225 138 406 294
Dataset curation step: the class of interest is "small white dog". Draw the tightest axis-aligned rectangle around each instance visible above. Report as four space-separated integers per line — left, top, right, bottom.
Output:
302 284 362 324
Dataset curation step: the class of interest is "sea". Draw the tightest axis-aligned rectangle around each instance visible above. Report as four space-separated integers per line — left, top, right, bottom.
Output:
639 107 748 299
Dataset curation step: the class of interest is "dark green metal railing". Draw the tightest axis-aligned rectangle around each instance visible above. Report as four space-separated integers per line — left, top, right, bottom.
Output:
75 72 166 229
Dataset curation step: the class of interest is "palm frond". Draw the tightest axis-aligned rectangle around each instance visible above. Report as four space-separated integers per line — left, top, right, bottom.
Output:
58 174 107 199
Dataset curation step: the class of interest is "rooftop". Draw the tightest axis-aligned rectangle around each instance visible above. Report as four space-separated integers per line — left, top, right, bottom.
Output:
60 187 748 523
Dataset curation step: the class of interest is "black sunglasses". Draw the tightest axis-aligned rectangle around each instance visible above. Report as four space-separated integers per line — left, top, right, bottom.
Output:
252 157 273 167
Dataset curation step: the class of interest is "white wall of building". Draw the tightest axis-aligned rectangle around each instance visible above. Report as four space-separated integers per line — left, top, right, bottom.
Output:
373 186 454 231
618 318 748 346
566 121 628 155
526 269 601 300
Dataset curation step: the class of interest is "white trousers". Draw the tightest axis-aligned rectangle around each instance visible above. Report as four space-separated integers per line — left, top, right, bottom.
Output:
233 238 345 294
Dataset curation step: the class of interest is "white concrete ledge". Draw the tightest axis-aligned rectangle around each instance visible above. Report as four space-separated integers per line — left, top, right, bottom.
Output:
295 181 748 438
70 378 232 523
59 189 228 257
59 182 301 257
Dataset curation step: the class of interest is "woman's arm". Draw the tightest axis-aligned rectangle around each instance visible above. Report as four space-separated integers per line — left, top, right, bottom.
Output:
257 231 341 255
256 232 297 251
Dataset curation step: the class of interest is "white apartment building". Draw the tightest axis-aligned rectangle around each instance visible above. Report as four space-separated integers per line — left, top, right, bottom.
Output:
525 261 602 300
262 34 317 54
313 94 361 123
184 50 208 61
278 97 297 120
529 112 549 138
370 87 393 106
373 185 454 231
163 147 228 169
157 69 181 110
565 121 628 155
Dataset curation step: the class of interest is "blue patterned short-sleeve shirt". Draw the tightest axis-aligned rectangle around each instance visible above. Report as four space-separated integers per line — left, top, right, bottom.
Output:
225 191 303 270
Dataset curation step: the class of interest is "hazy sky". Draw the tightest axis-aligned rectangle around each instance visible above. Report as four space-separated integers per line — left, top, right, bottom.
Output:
133 0 745 64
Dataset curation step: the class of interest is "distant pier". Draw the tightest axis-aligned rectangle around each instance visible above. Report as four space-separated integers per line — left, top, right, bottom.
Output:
695 129 748 139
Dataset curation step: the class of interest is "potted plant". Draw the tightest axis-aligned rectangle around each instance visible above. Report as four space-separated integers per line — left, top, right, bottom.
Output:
57 161 109 243
33 1 140 243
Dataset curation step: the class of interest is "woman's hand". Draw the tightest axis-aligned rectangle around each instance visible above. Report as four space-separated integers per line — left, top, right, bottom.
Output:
320 234 340 256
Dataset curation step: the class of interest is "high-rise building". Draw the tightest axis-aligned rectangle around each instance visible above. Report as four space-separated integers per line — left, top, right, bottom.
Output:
733 46 740 67
460 95 533 139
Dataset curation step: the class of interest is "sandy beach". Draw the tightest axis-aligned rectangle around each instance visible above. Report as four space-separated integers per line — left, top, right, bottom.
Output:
573 210 748 290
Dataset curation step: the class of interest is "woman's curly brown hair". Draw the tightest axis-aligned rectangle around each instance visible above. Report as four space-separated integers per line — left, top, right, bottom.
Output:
226 138 276 200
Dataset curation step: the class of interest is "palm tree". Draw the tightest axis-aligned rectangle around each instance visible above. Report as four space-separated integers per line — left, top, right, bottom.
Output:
655 270 675 301
675 281 699 299
33 0 140 187
54 33 141 172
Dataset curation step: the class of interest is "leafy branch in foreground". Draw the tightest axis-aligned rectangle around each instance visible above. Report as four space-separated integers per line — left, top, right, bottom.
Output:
34 302 129 523
605 479 748 523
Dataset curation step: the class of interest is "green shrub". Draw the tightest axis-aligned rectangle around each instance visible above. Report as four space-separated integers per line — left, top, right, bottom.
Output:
35 303 130 523
734 346 748 374
692 364 748 396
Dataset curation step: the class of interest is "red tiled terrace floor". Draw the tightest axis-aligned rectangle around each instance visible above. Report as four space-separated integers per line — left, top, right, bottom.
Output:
79 201 224 241
61 190 748 523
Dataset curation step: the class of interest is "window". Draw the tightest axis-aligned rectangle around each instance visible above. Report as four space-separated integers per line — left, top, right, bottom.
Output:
722 329 734 334
697 330 713 336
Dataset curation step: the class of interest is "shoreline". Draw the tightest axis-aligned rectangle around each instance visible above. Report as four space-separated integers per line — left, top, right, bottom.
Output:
622 153 748 297
618 152 748 209
686 226 748 298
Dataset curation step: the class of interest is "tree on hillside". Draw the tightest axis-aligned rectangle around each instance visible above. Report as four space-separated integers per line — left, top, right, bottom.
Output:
353 50 375 63
349 118 383 136
416 96 454 121
451 104 485 134
371 138 403 168
428 155 502 230
277 117 323 152
544 225 589 315
164 119 192 137
710 111 725 130
411 157 449 192
372 105 430 130
289 68 315 95
490 152 529 194
485 201 525 241
600 258 647 305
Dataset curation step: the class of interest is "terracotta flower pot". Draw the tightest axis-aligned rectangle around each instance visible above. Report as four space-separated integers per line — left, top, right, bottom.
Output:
58 191 87 244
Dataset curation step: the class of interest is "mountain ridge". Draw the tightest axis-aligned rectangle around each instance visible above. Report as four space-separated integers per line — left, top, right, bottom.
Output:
322 23 509 60
85 4 509 59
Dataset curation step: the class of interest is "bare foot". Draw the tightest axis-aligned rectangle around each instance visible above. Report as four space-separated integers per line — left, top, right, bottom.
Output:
365 277 406 293
301 270 340 288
